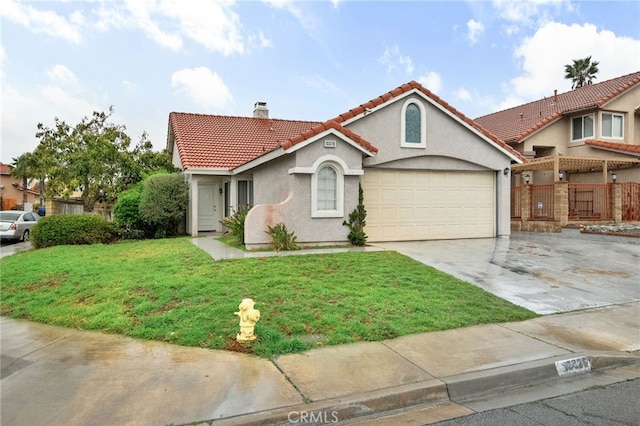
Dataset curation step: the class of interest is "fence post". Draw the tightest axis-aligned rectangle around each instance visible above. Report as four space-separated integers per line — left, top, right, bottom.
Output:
612 183 622 223
521 184 531 222
554 182 568 227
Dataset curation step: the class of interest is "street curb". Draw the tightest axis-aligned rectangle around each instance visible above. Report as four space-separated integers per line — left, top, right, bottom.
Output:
191 352 640 425
444 352 640 401
206 379 449 425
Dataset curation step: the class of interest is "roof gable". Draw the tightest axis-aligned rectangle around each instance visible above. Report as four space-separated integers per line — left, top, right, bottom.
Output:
475 71 640 144
331 81 526 163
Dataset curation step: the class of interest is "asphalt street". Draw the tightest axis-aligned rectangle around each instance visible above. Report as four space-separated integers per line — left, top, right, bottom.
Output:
433 378 640 426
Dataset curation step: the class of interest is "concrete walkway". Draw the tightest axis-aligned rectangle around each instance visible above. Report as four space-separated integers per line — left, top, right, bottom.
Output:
2 232 639 425
2 303 638 425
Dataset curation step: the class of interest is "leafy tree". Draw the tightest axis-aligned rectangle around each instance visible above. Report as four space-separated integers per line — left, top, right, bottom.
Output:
10 152 37 208
564 56 600 89
34 108 176 212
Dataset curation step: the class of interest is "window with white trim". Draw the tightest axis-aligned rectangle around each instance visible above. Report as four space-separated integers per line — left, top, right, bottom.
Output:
571 114 594 141
312 163 344 218
601 112 623 139
401 99 426 148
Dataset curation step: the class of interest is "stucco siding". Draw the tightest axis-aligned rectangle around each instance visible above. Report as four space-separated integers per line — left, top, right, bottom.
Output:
245 138 364 248
346 94 509 171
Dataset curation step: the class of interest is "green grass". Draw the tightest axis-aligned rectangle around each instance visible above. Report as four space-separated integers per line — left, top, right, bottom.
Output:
0 238 538 357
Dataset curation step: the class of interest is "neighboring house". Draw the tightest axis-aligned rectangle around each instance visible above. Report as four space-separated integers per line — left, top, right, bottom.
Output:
0 162 40 210
167 82 524 249
475 71 640 184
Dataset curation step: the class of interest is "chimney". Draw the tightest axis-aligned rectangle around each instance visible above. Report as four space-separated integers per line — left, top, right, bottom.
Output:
253 101 268 118
553 90 558 103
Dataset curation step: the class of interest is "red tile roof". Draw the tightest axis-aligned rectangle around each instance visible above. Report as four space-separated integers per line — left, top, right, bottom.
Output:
169 112 322 170
585 139 640 155
0 163 12 175
331 81 526 163
475 71 640 144
169 113 378 171
282 120 378 154
170 80 528 171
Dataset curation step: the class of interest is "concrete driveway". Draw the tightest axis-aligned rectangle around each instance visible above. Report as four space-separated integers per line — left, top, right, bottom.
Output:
0 240 32 258
372 230 640 315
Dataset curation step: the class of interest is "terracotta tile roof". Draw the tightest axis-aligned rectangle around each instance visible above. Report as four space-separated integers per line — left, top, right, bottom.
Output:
0 163 11 175
169 112 321 170
331 81 526 163
282 120 378 154
475 71 640 144
170 113 378 171
585 139 640 155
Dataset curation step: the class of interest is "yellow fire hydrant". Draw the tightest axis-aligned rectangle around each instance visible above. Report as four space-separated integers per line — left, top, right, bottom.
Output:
235 298 260 342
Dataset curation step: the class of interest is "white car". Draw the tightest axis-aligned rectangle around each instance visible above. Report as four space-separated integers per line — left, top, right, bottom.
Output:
0 210 42 241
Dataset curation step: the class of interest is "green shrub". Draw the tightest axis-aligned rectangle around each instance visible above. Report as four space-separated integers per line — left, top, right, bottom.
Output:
219 207 248 245
138 173 189 238
31 214 118 248
265 223 298 252
343 183 367 246
113 185 153 239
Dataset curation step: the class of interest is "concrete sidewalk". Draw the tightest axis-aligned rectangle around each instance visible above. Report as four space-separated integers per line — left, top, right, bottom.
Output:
2 302 639 425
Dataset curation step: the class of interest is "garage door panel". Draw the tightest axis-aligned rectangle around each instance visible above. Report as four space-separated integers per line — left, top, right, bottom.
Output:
362 170 495 242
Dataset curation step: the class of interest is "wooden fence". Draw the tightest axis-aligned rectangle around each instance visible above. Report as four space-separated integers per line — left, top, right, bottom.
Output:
621 182 640 221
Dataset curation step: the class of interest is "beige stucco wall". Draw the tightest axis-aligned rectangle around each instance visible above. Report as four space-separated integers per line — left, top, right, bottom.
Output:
519 86 640 185
245 136 364 248
345 93 514 238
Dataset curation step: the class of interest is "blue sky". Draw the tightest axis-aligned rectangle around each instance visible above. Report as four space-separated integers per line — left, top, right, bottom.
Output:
2 0 639 164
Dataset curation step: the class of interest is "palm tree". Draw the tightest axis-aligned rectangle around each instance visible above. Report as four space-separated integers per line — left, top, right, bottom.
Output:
11 153 36 208
564 56 600 89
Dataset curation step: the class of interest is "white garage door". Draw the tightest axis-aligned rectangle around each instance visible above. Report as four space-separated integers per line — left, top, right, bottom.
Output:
362 170 495 242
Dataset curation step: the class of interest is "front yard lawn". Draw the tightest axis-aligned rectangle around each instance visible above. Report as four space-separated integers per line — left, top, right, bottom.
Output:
0 238 538 357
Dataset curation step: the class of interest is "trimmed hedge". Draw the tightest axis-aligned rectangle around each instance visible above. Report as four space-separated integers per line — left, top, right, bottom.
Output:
31 214 118 248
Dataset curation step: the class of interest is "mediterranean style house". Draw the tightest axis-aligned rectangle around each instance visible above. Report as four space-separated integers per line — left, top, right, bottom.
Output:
167 81 525 249
475 71 640 185
476 71 640 229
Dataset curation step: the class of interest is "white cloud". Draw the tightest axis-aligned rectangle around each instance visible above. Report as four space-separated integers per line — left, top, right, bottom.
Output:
492 0 573 25
506 21 640 104
0 0 83 43
379 45 414 75
453 87 472 102
158 0 245 55
302 74 339 93
93 0 246 55
417 72 443 94
467 19 485 44
171 67 233 110
263 0 319 37
45 65 78 86
122 80 137 91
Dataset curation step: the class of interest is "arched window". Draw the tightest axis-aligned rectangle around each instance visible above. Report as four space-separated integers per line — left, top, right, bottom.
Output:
401 100 426 148
311 162 344 218
317 165 337 210
405 104 421 143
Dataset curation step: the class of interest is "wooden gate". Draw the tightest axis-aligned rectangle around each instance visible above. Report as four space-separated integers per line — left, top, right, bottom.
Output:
621 182 640 221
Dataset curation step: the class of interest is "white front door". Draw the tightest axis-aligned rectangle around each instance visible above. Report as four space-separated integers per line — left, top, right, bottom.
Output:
198 184 219 231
